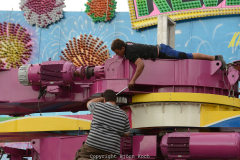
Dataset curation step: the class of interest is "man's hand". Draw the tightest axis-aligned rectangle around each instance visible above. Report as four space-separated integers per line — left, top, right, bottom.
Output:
87 97 105 109
128 80 135 88
123 132 130 137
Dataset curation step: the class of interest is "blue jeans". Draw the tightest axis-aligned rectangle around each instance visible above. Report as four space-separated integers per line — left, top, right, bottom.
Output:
158 44 193 59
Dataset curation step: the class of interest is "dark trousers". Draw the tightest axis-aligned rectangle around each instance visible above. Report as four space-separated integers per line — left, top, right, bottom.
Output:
74 144 117 160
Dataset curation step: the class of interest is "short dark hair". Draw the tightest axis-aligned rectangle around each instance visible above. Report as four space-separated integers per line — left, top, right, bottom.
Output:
111 38 126 50
103 89 117 102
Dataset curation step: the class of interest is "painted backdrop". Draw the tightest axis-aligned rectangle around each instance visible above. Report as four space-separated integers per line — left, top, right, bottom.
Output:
0 11 239 65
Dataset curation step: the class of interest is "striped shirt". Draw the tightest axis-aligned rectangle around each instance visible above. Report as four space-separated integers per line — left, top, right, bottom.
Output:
86 102 130 155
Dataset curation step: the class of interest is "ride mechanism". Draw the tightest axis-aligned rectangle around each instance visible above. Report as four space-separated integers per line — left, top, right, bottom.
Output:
0 54 240 159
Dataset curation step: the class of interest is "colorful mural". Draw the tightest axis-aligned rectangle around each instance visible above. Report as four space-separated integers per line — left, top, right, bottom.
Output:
0 11 238 67
128 0 240 29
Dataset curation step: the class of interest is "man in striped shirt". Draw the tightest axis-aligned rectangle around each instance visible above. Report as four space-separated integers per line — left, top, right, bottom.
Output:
75 89 131 160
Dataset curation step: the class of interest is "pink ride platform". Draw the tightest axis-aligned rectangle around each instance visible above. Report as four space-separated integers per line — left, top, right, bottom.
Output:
0 57 240 159
0 57 238 115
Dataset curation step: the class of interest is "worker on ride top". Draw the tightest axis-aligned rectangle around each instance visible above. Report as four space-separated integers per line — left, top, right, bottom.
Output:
74 89 130 160
111 38 226 88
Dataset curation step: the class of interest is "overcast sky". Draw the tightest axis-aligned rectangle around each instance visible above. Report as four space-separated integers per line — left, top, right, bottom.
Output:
0 0 129 12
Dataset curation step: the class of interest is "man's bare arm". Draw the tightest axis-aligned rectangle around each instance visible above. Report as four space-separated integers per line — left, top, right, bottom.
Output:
123 132 130 137
87 97 105 109
128 58 145 88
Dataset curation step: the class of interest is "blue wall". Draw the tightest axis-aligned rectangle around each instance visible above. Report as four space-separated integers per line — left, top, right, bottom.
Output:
176 15 240 62
0 11 239 64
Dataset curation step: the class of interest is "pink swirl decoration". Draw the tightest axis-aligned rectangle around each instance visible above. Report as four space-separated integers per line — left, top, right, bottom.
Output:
19 0 66 27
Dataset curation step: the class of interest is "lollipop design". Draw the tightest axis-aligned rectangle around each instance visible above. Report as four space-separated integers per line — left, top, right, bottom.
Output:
60 34 109 67
19 0 66 27
85 0 117 22
0 22 32 69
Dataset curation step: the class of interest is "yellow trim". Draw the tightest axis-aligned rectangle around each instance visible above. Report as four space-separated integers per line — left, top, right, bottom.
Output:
128 0 240 30
0 116 91 132
200 104 240 126
132 92 240 107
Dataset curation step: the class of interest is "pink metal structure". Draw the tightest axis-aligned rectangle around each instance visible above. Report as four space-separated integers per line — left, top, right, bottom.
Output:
3 133 240 160
0 57 240 159
161 132 240 159
0 57 239 115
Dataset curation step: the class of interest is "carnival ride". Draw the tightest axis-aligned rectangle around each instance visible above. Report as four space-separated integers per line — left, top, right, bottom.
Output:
0 0 239 158
0 52 240 159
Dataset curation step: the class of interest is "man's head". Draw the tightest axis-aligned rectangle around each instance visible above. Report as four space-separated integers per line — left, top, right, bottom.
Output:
111 38 125 57
103 89 117 104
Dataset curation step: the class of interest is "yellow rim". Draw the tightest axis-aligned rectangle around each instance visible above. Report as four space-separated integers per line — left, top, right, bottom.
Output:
132 92 240 107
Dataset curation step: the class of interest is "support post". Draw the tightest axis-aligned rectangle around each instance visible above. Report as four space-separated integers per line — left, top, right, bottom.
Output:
157 15 176 49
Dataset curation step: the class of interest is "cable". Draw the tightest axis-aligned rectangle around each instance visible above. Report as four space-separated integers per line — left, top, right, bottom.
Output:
38 98 42 116
34 150 41 160
222 64 236 97
37 88 46 116
222 72 230 93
